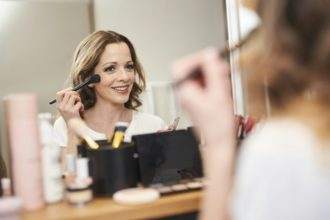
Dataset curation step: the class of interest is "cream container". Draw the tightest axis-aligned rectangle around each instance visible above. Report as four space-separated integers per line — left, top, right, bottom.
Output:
4 93 44 210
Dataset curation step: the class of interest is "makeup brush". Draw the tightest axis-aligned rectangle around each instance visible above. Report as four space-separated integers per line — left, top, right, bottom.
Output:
49 74 101 105
172 27 259 88
67 118 99 150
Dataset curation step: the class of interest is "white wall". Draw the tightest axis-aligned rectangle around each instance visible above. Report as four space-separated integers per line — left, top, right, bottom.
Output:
93 0 227 124
0 0 91 173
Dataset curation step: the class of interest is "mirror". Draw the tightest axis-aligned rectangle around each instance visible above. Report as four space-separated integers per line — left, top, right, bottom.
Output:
225 0 260 115
0 0 229 177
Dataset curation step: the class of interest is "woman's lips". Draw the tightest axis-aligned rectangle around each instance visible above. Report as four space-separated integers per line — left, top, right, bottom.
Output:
111 85 130 94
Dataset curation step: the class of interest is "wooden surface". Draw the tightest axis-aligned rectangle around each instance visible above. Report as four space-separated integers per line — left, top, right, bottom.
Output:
22 191 202 220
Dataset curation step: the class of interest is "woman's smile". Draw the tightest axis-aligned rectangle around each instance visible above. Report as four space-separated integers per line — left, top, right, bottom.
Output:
110 84 131 94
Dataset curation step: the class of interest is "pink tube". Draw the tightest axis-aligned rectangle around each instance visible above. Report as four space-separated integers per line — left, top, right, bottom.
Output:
4 93 44 211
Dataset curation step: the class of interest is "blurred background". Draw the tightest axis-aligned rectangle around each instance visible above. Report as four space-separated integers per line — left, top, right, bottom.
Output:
0 0 258 176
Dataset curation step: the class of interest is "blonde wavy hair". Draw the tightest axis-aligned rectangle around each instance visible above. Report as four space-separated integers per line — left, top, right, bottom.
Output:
242 0 330 139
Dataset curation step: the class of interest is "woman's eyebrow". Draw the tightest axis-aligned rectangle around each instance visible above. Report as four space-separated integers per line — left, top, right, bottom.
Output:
102 62 117 67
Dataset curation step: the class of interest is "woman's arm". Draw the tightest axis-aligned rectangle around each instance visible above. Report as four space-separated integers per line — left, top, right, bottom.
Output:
172 48 236 220
201 143 236 220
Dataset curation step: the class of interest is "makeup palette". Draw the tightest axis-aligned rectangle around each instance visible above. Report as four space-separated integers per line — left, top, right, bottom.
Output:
132 129 204 196
149 178 204 195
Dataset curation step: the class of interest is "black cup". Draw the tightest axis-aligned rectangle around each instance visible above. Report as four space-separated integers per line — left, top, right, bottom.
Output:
78 140 139 197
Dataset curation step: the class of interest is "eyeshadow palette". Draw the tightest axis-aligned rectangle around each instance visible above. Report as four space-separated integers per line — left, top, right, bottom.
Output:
149 178 204 195
132 129 204 195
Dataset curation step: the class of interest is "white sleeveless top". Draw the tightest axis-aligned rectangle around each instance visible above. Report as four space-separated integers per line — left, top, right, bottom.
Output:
231 118 330 220
53 111 166 147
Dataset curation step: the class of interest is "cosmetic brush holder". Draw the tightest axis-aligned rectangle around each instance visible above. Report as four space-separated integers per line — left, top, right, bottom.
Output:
78 140 139 197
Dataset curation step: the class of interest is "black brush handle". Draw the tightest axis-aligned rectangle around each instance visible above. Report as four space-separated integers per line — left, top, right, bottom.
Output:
49 99 57 105
49 74 100 105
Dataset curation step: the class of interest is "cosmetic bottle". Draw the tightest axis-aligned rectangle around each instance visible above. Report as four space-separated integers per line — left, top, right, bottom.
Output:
112 122 129 148
65 154 77 176
63 154 77 188
0 177 22 220
66 158 92 207
38 113 64 204
1 178 11 197
4 93 44 210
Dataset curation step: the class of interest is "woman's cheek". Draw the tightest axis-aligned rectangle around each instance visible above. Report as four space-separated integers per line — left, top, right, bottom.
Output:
101 76 115 86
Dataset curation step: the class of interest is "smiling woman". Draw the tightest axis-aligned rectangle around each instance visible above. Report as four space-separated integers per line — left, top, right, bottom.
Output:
53 30 166 147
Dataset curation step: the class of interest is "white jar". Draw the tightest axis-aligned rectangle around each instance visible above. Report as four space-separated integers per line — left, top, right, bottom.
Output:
39 113 64 203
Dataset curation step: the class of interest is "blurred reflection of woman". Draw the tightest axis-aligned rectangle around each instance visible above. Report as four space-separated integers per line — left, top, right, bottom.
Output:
53 30 165 147
172 0 330 219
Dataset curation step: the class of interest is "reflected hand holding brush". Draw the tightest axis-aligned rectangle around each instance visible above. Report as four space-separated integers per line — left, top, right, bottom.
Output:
168 116 180 131
49 74 101 105
157 117 180 132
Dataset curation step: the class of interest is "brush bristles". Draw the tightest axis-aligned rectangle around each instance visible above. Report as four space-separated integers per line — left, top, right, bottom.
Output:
90 74 101 83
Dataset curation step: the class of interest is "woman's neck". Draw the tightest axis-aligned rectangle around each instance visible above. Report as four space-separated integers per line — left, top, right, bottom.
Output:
83 99 133 135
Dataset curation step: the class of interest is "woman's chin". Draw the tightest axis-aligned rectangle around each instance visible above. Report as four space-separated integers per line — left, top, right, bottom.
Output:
97 91 131 106
111 96 130 105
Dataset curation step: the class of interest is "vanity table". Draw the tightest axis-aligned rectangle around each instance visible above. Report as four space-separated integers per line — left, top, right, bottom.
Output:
22 191 202 220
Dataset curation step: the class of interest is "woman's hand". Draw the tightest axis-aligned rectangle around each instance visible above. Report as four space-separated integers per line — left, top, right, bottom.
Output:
56 88 84 122
157 117 180 133
172 48 235 147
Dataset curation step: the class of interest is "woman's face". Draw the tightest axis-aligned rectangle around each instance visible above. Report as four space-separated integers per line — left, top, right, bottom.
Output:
93 42 135 106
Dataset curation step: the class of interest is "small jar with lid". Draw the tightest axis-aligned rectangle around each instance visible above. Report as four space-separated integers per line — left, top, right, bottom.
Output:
65 158 92 207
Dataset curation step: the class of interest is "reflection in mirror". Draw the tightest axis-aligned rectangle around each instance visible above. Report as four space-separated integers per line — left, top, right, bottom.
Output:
225 0 260 115
0 0 92 178
0 0 228 178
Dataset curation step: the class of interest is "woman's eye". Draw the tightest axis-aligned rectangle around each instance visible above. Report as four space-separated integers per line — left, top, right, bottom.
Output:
104 66 116 73
125 64 135 71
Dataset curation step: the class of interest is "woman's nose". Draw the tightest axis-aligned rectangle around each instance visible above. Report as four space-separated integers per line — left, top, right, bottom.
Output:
118 68 131 81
